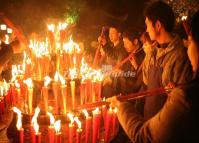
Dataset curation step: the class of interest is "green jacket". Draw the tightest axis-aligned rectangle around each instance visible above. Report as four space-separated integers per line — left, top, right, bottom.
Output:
117 76 199 143
143 34 192 86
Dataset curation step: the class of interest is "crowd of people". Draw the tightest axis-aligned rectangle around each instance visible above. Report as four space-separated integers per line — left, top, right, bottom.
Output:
1 0 199 142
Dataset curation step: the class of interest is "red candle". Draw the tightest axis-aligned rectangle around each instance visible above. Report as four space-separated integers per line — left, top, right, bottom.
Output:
52 80 60 115
181 16 190 36
92 108 101 143
41 86 49 111
17 128 24 143
70 80 75 110
105 107 113 143
69 123 75 143
112 108 118 138
60 84 67 114
91 81 96 102
56 132 62 143
54 120 62 143
48 126 55 143
76 128 82 143
95 81 102 101
82 110 92 143
34 132 41 143
80 82 86 104
101 105 107 128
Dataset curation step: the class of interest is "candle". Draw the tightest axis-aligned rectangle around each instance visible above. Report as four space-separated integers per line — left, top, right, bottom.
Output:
52 72 60 114
59 74 67 114
91 81 96 102
24 78 34 114
13 107 24 143
47 112 55 143
105 107 113 143
92 108 101 143
68 113 75 143
69 68 77 110
82 109 92 143
112 108 118 137
33 118 41 143
15 80 21 105
74 117 82 143
43 76 51 111
54 120 62 143
101 105 107 128
80 81 86 104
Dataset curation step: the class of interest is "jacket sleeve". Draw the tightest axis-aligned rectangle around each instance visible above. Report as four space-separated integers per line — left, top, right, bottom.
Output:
117 88 190 143
0 44 13 70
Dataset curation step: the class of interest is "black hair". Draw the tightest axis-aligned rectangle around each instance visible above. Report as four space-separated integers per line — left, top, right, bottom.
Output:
144 1 175 32
122 28 140 42
191 11 199 46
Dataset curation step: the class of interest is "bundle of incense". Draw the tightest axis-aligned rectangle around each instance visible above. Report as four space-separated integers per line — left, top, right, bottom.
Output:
77 86 173 110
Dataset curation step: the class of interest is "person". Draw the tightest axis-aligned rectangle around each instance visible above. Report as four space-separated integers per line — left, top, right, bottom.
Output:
140 1 192 119
97 25 128 98
107 9 199 143
120 29 145 94
0 40 25 74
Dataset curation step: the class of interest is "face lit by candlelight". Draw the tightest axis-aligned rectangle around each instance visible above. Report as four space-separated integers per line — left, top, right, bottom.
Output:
109 27 121 44
145 17 160 41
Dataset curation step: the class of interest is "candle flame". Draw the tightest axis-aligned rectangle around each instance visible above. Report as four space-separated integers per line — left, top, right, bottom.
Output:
54 120 61 133
67 113 74 124
33 122 39 134
82 109 89 118
31 107 40 125
47 24 55 32
44 76 52 87
74 117 81 129
59 74 65 85
181 15 187 21
69 68 78 80
3 79 9 94
113 108 118 113
15 80 20 88
58 22 68 30
93 107 100 114
5 34 9 44
13 107 22 130
63 36 80 53
47 112 55 126
24 78 33 88
54 71 59 82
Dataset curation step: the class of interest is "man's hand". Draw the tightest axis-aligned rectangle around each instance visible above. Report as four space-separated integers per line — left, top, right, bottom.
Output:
106 96 121 108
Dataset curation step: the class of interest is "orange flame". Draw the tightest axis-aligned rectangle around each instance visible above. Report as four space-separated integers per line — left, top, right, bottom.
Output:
82 109 89 118
74 117 81 129
181 15 187 21
0 24 7 30
24 78 33 88
33 122 39 134
47 112 55 126
54 120 61 133
13 107 22 130
67 113 74 124
47 24 55 32
54 71 59 82
31 107 40 125
93 107 100 114
44 76 52 87
15 80 20 88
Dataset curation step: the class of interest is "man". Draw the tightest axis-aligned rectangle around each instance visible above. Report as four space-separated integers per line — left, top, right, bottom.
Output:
141 1 192 119
107 8 199 143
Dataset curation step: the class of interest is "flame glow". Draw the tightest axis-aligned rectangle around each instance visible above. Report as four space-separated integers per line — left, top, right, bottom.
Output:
47 112 55 126
24 78 33 88
69 68 78 80
44 76 52 87
33 122 39 134
82 109 89 118
113 108 118 113
47 24 55 32
74 117 81 129
54 120 61 133
93 107 100 114
67 113 74 124
13 107 22 130
0 24 7 30
181 15 187 21
54 71 59 82
31 107 40 125
5 34 9 44
15 80 20 88
7 28 13 34
63 36 80 53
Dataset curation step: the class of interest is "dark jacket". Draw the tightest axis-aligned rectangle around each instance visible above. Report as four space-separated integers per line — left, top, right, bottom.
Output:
117 76 199 143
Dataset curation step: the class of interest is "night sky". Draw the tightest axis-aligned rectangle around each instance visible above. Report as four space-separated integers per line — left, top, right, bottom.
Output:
0 0 148 37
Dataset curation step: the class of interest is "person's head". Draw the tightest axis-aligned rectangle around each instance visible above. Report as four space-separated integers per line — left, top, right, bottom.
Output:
109 27 121 44
188 11 199 73
144 1 175 41
122 29 141 53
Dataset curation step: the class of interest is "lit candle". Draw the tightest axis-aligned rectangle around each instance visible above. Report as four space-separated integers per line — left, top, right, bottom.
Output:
54 120 62 143
101 104 107 128
80 81 86 104
32 107 41 143
0 24 7 30
47 112 55 143
92 108 101 143
68 113 75 143
13 107 24 143
69 68 77 110
74 117 82 143
82 109 92 143
23 78 34 114
59 74 67 114
112 108 118 138
52 72 60 114
15 80 21 105
105 107 113 143
42 76 51 111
